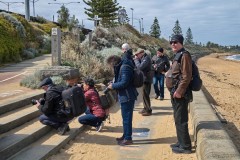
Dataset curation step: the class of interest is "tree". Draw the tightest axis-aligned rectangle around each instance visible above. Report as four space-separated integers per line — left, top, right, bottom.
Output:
149 17 161 38
185 27 193 44
83 0 119 27
68 15 79 31
57 5 70 28
172 19 182 36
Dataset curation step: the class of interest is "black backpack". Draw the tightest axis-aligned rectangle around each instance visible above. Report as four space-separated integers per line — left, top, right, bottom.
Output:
120 64 144 88
176 51 202 91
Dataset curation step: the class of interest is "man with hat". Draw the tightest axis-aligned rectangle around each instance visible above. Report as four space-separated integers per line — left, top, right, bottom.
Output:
151 47 170 100
166 34 193 154
134 48 153 116
36 77 72 135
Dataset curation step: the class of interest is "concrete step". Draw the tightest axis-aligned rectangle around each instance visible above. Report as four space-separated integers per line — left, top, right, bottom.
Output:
0 104 41 134
7 119 87 160
0 119 51 160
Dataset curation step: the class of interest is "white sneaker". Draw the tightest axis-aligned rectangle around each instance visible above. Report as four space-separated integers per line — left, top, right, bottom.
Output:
96 122 104 132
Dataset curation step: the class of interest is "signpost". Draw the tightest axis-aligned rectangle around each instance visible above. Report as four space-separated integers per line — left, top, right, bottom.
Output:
51 28 61 66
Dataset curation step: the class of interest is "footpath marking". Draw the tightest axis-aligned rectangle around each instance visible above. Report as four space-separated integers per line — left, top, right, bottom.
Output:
0 90 24 97
0 71 27 83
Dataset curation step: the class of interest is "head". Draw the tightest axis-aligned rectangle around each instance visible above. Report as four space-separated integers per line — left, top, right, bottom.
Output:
83 77 95 91
134 48 145 59
122 43 130 53
157 48 164 56
38 77 53 91
65 78 79 86
170 34 184 53
106 55 122 68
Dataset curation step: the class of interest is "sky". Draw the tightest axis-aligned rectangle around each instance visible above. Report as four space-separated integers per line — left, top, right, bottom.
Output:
0 0 239 46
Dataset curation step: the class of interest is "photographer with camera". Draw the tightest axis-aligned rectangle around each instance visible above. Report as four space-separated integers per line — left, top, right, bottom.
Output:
35 77 73 135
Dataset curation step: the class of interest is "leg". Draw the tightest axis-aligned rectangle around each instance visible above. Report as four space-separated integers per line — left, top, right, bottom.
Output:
39 114 61 129
159 74 165 99
78 113 102 127
153 75 160 98
142 82 152 113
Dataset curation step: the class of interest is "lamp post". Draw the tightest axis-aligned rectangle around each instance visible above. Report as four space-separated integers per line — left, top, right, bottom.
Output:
130 8 133 26
141 18 144 34
48 2 80 6
31 0 39 17
0 1 24 12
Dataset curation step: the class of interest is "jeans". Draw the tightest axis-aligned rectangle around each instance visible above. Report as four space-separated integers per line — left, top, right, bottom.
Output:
120 100 135 140
39 114 72 129
78 109 103 127
142 82 152 112
153 74 165 98
171 96 192 149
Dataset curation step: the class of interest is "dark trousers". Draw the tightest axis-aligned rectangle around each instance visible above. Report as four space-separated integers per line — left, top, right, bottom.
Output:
142 82 152 112
78 109 103 127
153 74 165 98
171 96 192 149
120 100 135 140
39 114 72 129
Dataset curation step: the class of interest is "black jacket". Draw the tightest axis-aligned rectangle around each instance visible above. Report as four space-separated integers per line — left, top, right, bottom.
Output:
151 55 170 74
39 85 65 117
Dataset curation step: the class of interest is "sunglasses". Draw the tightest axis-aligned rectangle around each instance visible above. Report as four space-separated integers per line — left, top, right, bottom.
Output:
170 41 179 45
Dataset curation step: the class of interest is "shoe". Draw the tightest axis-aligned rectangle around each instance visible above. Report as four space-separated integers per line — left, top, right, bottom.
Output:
96 122 104 132
170 142 180 148
118 139 133 146
160 97 164 101
57 123 69 135
142 112 152 116
172 146 191 154
138 109 146 114
154 94 159 99
116 136 124 142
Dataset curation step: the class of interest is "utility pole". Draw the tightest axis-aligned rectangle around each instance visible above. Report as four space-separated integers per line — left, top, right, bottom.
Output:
25 0 30 21
141 18 144 34
130 8 134 26
0 1 24 12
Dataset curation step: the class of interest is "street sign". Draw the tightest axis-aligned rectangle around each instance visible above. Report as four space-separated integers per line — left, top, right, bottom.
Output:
52 28 58 35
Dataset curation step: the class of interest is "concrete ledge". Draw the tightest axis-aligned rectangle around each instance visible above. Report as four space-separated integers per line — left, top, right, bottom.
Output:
190 90 240 160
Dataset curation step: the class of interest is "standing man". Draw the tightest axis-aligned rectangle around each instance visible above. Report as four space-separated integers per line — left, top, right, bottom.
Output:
134 48 152 116
166 35 193 154
152 47 170 100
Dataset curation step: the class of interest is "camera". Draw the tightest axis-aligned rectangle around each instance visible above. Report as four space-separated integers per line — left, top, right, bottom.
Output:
31 99 37 105
103 87 111 94
31 98 45 105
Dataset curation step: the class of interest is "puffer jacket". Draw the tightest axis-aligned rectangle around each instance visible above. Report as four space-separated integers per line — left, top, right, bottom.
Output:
165 48 192 97
84 87 106 118
112 49 139 103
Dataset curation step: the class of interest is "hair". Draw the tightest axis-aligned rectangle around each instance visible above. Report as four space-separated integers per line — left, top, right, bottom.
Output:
83 77 95 87
122 43 130 50
106 55 122 66
158 48 164 53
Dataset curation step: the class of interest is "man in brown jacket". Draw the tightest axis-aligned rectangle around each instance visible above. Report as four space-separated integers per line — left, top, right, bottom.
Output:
166 35 192 154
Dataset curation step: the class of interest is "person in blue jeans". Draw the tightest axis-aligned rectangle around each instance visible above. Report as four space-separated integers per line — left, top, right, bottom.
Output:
106 43 138 146
151 48 170 100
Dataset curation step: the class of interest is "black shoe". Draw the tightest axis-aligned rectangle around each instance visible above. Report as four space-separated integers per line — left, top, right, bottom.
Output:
118 139 133 146
154 94 159 99
142 112 152 116
170 142 180 148
116 136 124 142
138 109 146 114
57 123 69 135
160 97 164 101
172 146 191 154
96 122 104 132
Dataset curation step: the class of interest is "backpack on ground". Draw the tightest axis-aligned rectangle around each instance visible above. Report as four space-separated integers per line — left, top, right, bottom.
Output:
176 51 202 91
121 64 144 88
61 85 87 117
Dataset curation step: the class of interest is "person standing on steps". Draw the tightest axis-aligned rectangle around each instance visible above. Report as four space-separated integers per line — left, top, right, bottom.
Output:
166 34 193 154
151 47 170 100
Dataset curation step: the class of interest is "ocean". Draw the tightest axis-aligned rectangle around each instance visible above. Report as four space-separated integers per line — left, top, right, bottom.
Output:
225 54 240 61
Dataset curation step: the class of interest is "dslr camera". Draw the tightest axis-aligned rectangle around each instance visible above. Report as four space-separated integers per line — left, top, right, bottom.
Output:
31 98 45 105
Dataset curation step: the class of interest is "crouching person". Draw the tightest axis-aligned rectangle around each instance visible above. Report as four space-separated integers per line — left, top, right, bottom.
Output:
78 78 106 132
36 77 73 135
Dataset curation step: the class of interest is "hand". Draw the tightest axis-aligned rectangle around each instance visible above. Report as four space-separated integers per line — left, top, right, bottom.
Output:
35 100 41 109
173 91 181 98
108 83 113 89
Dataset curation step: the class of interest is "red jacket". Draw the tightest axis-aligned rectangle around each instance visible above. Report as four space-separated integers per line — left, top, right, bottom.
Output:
84 87 106 118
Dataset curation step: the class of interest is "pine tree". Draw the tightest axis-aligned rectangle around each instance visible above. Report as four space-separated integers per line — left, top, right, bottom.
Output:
68 15 79 31
149 17 161 38
57 5 70 28
172 19 182 36
185 27 193 44
83 0 119 27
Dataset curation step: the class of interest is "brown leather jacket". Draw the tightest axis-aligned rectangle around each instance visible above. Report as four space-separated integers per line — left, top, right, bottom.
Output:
166 49 192 97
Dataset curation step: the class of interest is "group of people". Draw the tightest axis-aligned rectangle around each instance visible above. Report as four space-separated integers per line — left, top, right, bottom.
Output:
36 34 193 153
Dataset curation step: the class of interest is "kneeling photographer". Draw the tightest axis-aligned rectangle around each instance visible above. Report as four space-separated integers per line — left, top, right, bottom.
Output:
35 77 73 135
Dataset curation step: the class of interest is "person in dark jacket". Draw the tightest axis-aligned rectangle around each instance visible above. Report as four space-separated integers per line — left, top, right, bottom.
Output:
106 43 138 146
78 78 106 132
36 77 72 135
166 35 192 154
151 47 170 100
134 48 153 116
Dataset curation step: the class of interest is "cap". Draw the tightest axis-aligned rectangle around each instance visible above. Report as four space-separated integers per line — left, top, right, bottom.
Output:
157 48 164 53
134 48 145 55
38 77 53 88
83 77 95 87
170 34 184 45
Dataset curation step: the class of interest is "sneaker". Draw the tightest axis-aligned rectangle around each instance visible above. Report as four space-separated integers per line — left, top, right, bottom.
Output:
154 94 159 99
172 146 191 154
116 136 124 142
138 109 146 114
170 142 180 148
118 139 133 146
96 122 104 132
160 97 164 101
57 123 69 135
142 112 152 116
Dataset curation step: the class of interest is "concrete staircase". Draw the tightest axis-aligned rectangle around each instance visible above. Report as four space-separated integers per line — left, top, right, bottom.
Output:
0 92 87 160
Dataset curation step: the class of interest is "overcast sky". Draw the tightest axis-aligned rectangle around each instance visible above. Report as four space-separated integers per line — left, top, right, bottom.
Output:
1 0 239 46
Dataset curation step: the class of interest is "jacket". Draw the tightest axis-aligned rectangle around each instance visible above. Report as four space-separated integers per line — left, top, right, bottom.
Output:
112 49 138 103
84 87 106 118
134 53 152 83
151 54 170 75
39 85 65 117
166 48 192 97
